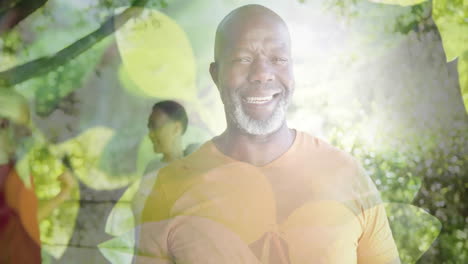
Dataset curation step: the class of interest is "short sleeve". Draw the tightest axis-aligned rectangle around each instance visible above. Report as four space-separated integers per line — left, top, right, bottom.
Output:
354 161 400 264
357 204 400 264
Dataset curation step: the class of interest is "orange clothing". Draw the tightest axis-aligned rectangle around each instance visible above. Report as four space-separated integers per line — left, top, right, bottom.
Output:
137 131 400 263
0 162 41 264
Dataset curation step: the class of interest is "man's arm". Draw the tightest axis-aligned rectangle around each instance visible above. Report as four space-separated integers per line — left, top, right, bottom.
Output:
351 157 400 264
356 202 400 264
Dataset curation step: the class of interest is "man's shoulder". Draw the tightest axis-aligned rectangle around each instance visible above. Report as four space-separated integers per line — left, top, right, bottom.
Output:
298 131 357 168
157 140 226 182
299 131 380 205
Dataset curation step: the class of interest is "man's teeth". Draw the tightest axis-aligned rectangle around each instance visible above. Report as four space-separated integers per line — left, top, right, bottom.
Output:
243 96 274 104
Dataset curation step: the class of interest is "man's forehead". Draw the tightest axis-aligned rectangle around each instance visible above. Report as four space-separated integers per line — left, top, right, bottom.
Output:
215 5 290 60
218 22 290 55
148 110 170 128
221 4 285 27
225 38 289 53
223 16 289 39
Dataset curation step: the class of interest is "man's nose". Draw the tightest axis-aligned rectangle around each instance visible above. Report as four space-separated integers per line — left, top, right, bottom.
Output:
248 59 275 84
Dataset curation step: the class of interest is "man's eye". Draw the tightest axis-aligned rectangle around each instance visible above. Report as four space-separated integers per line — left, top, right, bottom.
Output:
234 57 252 63
272 57 288 64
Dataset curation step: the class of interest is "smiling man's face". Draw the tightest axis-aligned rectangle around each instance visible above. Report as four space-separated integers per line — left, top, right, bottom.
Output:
211 7 294 136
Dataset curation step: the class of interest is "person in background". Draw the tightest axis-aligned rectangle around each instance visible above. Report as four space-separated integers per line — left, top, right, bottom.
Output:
143 100 190 173
0 89 75 264
133 100 197 224
100 100 198 264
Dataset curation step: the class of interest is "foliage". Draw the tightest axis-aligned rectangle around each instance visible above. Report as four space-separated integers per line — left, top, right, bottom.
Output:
28 141 80 258
329 121 467 263
116 7 197 102
0 0 151 87
325 0 434 34
98 229 136 264
385 203 441 264
53 127 137 189
432 0 468 114
32 38 109 116
369 0 428 6
460 52 468 113
326 0 468 113
316 2 468 261
432 0 468 61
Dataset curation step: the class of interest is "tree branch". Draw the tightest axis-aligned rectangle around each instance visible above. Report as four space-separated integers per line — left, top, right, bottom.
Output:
0 0 149 87
0 0 49 35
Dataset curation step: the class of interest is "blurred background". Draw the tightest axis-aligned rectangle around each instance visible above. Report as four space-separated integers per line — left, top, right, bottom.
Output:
0 0 466 263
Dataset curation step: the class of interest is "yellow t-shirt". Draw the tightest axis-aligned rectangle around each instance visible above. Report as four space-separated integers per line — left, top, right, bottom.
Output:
137 131 400 264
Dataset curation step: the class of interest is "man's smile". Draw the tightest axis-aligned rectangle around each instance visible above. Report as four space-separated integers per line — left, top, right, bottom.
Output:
241 92 281 106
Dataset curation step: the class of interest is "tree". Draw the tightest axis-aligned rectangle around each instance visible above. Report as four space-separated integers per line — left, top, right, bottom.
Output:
0 0 154 87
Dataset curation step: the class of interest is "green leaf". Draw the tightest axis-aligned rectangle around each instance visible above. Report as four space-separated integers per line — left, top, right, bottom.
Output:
115 7 197 102
53 127 158 190
28 142 80 259
98 229 136 264
368 0 428 6
105 181 140 236
433 0 468 61
385 203 442 264
106 163 162 237
459 51 468 113
54 127 133 190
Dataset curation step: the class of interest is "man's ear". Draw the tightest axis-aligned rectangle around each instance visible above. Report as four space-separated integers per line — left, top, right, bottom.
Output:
209 62 219 87
173 121 183 136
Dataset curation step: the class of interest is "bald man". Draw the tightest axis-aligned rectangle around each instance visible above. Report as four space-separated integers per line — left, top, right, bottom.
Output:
136 5 400 264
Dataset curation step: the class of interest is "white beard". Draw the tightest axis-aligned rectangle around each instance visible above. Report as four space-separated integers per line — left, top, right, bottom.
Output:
224 90 290 136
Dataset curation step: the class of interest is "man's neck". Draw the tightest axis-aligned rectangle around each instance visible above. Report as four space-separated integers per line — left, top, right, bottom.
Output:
214 123 296 166
162 142 184 163
162 152 182 163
